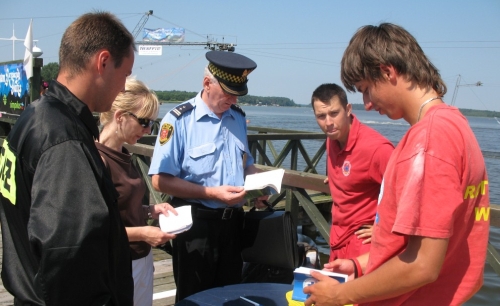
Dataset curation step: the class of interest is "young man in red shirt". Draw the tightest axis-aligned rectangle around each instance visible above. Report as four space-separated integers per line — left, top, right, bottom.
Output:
312 83 393 261
304 23 490 306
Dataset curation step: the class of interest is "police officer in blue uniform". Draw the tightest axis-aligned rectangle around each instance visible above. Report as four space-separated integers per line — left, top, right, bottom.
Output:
149 51 267 302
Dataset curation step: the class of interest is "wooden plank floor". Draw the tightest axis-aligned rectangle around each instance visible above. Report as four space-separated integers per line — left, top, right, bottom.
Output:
0 227 177 306
152 248 176 306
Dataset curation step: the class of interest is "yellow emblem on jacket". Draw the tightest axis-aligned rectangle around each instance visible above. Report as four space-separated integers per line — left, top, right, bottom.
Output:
159 123 174 145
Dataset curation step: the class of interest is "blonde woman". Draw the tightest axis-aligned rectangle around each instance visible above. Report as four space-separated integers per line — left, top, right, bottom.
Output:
97 77 177 306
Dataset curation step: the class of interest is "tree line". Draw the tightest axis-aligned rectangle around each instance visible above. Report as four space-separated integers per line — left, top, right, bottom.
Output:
40 63 297 107
155 90 297 107
40 62 498 117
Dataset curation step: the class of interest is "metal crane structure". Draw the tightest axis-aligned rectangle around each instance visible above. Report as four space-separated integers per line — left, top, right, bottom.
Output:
450 74 483 106
132 10 154 40
133 10 236 52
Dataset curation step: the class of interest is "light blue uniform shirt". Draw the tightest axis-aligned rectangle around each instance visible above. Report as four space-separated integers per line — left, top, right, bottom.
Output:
149 91 254 209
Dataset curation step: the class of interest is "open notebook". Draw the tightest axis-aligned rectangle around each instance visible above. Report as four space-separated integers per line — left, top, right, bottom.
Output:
243 168 285 199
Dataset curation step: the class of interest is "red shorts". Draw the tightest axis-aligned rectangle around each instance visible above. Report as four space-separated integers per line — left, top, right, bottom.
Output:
329 233 371 262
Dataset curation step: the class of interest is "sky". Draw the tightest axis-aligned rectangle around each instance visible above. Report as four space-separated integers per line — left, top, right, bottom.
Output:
2 0 499 111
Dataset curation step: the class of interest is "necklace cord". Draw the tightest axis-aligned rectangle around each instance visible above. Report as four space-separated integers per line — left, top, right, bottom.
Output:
416 97 441 122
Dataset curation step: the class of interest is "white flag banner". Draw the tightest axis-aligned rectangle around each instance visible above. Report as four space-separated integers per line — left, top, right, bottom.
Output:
23 19 33 79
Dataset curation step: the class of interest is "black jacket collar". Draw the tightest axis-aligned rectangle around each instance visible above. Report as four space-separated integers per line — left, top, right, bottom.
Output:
45 80 99 140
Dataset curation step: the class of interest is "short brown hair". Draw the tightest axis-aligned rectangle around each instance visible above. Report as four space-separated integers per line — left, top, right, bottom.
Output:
59 11 136 78
311 83 348 111
341 23 446 96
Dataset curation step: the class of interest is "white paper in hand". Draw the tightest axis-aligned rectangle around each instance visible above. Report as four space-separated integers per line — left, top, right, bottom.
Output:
159 206 193 234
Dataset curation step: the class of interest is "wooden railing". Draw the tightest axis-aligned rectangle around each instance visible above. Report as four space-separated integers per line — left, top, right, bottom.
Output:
3 126 498 276
125 136 500 277
247 127 327 173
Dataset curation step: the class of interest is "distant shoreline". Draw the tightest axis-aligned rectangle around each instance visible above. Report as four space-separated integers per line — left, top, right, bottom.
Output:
349 103 500 118
159 101 500 118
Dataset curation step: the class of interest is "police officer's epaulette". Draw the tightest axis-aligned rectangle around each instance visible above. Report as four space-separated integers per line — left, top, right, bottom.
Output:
170 103 194 118
231 104 246 117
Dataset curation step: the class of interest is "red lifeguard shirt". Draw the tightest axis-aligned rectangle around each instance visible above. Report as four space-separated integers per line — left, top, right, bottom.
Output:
327 114 394 252
364 104 490 305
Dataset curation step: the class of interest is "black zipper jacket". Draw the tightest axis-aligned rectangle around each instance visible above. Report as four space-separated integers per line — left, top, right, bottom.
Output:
0 81 133 305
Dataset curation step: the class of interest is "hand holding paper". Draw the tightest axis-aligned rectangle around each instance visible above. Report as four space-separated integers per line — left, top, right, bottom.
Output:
159 205 193 234
151 202 178 220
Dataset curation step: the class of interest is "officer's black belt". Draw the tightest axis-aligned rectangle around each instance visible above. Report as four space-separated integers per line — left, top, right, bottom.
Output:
171 197 244 220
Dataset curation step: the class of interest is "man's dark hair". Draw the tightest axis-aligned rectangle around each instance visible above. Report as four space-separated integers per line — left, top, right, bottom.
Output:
311 83 348 111
59 11 136 78
341 23 447 96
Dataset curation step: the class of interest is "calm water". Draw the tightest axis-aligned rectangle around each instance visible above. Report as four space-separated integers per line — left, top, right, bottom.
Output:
159 103 500 304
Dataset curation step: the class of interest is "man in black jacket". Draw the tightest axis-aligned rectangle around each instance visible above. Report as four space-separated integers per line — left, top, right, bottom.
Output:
0 11 135 305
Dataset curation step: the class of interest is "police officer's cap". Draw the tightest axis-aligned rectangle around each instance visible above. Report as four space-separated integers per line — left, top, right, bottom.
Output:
206 51 257 96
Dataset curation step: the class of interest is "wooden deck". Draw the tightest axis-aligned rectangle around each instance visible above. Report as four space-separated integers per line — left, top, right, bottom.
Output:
0 227 177 306
151 249 176 306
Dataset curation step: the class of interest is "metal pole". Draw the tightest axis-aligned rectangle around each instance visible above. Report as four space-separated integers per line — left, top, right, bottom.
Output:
451 75 461 106
12 27 15 60
0 25 38 61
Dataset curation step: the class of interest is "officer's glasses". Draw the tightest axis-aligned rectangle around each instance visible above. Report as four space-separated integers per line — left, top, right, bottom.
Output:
125 112 154 128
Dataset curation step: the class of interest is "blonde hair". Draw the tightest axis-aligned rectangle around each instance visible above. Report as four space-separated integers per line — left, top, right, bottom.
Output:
100 77 159 126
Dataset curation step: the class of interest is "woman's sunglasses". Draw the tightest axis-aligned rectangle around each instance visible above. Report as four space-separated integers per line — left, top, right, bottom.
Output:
125 112 154 128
